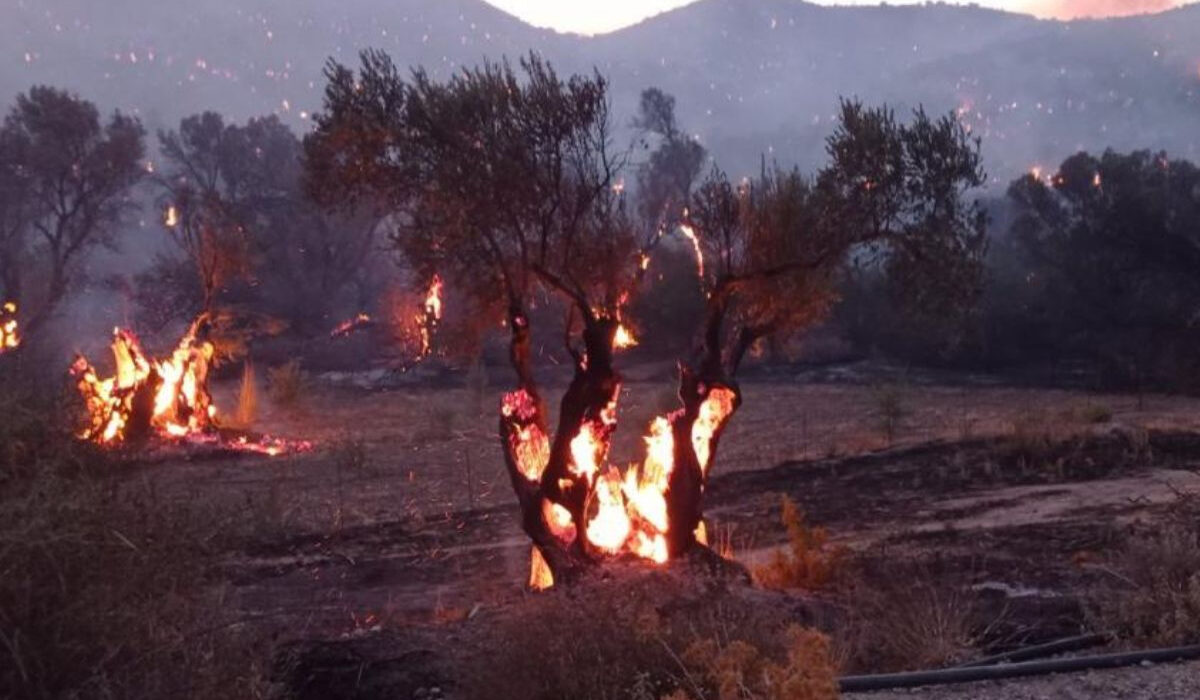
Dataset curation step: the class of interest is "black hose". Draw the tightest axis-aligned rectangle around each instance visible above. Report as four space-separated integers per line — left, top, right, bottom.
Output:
839 644 1200 693
953 632 1110 668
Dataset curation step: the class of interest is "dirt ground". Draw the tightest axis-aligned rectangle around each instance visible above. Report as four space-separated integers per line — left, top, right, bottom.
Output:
124 362 1200 697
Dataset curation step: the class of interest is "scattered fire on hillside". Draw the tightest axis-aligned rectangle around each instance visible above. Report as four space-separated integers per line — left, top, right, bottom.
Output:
71 316 308 455
0 301 18 354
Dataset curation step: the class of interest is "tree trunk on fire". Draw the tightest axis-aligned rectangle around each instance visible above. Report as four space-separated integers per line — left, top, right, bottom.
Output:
498 309 622 584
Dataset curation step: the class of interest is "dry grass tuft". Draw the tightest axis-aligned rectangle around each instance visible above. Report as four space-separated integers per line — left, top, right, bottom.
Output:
870 382 907 446
1079 403 1114 424
267 359 307 407
754 496 844 592
834 562 982 672
1087 522 1200 647
234 360 259 427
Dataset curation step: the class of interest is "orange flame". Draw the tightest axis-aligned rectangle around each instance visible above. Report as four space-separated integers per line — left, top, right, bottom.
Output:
330 312 372 338
0 301 19 354
417 274 444 357
608 291 638 351
424 274 443 320
501 389 550 482
613 324 638 350
528 546 554 591
677 223 705 280
164 205 179 228
692 387 738 476
524 384 738 587
72 318 215 444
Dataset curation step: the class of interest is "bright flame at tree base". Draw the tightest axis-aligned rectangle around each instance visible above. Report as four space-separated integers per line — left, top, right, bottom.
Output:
71 317 309 455
504 384 738 590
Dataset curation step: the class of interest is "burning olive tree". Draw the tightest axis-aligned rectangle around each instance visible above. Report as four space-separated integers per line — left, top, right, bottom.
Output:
306 54 987 586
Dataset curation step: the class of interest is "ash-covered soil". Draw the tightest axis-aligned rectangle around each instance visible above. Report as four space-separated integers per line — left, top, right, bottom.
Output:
123 368 1200 697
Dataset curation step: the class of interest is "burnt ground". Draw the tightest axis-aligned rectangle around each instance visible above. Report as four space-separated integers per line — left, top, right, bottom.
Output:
118 366 1200 697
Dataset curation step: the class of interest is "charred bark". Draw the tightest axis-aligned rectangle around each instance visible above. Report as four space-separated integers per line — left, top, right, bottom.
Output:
540 315 620 547
663 286 743 557
497 306 623 583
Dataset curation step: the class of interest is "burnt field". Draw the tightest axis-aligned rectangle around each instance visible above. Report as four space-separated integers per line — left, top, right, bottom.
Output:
67 365 1200 698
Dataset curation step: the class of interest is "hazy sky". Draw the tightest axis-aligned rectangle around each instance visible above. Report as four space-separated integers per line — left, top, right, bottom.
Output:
483 0 1187 34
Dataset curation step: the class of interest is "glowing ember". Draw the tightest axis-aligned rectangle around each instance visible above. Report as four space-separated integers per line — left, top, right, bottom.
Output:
502 389 550 482
613 323 638 349
0 301 19 353
164 204 179 227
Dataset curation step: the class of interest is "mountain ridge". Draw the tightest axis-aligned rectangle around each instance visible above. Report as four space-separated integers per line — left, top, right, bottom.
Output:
3 0 1197 178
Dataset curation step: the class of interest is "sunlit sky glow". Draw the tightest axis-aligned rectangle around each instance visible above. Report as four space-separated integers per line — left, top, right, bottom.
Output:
483 0 1189 35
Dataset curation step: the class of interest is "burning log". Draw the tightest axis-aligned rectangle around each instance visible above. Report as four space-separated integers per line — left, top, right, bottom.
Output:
71 315 308 455
0 301 19 354
330 313 373 339
72 318 215 444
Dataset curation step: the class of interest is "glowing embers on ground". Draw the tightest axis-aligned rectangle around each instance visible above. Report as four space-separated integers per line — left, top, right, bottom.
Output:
0 301 19 353
71 318 307 455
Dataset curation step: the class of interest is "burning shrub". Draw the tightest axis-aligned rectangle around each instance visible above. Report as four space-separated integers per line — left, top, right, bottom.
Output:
754 496 845 592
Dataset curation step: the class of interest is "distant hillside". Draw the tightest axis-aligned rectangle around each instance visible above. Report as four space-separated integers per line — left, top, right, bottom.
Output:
4 0 1199 180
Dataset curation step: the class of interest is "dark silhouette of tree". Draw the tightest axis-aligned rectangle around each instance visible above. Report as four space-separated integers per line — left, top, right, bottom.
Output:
1004 149 1200 388
633 88 707 231
157 112 252 314
0 86 144 334
307 55 988 582
151 112 378 334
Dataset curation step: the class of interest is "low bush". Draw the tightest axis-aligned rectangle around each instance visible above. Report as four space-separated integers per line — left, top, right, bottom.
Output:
267 359 307 407
754 496 844 591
